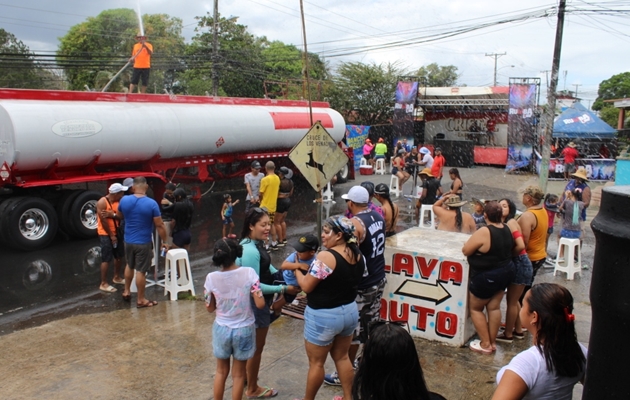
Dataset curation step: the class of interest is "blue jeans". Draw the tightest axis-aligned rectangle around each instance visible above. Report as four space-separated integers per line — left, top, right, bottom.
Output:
304 303 358 346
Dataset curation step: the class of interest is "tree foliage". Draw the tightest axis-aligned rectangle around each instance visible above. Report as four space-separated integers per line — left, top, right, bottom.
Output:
0 28 45 88
592 72 630 128
326 62 405 126
57 9 185 92
416 63 459 87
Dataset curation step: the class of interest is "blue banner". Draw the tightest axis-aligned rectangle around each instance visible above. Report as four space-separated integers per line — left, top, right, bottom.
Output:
506 83 538 172
346 125 370 171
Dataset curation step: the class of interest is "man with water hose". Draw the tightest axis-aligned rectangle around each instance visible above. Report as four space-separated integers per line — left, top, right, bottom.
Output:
129 34 153 94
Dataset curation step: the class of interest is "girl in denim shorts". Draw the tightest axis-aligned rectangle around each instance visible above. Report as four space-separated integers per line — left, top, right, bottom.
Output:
204 238 265 400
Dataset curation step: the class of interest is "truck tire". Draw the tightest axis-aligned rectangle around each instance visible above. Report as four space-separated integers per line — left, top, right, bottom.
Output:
56 189 82 237
68 190 102 239
336 163 349 184
0 197 58 251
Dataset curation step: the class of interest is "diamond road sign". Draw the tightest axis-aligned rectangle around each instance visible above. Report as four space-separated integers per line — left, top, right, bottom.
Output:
289 121 348 191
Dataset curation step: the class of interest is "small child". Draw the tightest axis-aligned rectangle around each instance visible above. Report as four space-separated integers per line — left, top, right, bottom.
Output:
204 238 265 400
269 234 318 318
543 193 560 261
221 194 240 238
471 198 487 230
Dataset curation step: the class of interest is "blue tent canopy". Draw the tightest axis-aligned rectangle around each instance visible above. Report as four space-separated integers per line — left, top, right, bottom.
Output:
553 102 616 139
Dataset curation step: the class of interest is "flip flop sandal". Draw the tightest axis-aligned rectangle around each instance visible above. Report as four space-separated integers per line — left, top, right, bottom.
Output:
100 285 117 293
137 300 158 308
247 386 278 398
112 279 125 285
469 339 493 354
122 294 131 302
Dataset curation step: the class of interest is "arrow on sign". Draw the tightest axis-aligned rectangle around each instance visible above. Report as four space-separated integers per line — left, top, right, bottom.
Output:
394 279 451 305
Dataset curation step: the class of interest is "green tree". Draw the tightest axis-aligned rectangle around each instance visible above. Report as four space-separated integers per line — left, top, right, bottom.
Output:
0 28 45 88
326 62 406 125
592 72 630 128
416 63 459 87
57 9 185 92
181 14 266 97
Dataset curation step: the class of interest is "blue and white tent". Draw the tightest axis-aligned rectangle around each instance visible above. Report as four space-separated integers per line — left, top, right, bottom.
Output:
553 102 616 139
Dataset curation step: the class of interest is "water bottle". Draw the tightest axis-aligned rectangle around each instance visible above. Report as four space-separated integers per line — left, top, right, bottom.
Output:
160 247 166 257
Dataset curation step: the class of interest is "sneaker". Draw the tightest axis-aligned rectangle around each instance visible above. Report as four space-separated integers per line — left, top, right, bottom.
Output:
281 239 288 245
271 244 279 251
513 331 525 340
324 371 342 386
277 241 285 247
496 333 513 343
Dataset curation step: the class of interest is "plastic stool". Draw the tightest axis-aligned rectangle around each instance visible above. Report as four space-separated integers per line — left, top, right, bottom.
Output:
375 158 386 175
360 157 368 167
322 182 334 202
164 249 196 300
418 204 435 229
389 174 402 197
554 238 582 280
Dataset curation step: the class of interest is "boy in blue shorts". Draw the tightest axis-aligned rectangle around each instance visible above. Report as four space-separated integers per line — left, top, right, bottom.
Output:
272 234 318 308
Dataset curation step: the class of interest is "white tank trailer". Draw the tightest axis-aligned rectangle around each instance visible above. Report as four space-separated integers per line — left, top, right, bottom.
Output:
0 90 347 250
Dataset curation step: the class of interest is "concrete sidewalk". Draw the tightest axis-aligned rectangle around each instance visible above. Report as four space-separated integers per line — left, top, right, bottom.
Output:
0 167 595 399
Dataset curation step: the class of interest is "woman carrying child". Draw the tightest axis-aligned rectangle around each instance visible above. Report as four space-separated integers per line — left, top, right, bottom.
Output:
203 238 266 400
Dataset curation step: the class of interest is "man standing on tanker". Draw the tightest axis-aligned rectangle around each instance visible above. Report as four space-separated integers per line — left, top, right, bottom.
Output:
129 34 153 94
117 177 169 308
325 185 387 386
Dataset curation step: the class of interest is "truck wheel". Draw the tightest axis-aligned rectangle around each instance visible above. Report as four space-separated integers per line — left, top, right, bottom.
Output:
68 190 102 239
0 197 58 251
56 190 82 237
336 164 349 184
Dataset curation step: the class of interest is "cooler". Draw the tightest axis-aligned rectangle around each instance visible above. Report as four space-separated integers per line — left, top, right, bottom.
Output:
359 165 374 175
383 227 475 346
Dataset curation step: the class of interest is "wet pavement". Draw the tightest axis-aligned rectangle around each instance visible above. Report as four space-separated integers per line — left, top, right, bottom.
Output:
0 166 599 399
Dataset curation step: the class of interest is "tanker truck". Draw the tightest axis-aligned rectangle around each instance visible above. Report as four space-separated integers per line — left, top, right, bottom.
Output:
0 89 352 251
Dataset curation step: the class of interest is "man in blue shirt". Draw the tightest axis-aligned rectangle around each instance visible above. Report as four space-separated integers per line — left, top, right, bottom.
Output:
117 176 169 308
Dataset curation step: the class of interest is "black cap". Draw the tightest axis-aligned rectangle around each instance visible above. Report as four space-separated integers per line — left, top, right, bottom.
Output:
251 161 261 169
290 234 319 252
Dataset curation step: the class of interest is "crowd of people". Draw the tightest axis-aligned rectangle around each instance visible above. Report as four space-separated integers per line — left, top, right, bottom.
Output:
92 138 591 398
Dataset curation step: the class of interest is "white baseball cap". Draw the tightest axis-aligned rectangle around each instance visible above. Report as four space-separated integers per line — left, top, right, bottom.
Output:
109 183 129 194
341 186 369 204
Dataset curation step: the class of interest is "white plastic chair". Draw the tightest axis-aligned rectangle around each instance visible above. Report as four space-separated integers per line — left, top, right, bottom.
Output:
554 238 582 280
389 174 402 197
418 204 435 229
164 249 196 300
375 158 386 175
322 182 334 203
360 157 368 167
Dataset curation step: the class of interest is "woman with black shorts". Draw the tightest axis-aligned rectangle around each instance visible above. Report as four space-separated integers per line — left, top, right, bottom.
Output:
275 167 293 247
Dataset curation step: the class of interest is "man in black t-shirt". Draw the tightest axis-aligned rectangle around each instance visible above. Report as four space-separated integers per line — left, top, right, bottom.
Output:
170 188 194 251
418 168 441 205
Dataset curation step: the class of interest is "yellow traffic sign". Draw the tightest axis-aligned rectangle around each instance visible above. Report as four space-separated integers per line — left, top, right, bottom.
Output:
289 121 348 191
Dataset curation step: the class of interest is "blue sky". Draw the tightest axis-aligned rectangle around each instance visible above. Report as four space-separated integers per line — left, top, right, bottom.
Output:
1 0 628 106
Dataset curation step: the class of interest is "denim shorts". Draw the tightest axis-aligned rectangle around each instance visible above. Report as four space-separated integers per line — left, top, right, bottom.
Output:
560 229 581 239
304 303 358 346
252 296 273 329
469 261 515 300
212 322 256 361
512 254 533 286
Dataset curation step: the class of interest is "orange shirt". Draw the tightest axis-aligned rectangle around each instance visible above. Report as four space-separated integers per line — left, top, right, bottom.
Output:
431 154 445 179
97 197 120 236
525 207 548 262
132 42 153 68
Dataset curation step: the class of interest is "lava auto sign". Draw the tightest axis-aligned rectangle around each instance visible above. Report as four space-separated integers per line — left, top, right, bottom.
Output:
381 229 475 346
289 121 348 191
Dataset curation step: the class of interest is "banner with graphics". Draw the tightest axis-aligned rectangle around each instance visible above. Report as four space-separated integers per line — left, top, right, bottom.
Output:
506 83 538 172
393 81 418 140
345 125 370 171
534 153 616 181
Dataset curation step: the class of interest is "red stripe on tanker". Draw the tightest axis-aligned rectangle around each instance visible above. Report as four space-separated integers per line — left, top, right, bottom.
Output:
0 91 345 175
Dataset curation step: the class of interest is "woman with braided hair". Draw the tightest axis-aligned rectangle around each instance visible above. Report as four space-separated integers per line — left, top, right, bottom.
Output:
203 238 266 400
493 283 587 399
432 193 476 234
294 216 366 400
373 183 399 237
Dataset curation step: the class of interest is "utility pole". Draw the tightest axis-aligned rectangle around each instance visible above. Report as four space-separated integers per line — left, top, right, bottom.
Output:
539 0 566 193
486 52 506 86
573 83 582 99
211 0 219 96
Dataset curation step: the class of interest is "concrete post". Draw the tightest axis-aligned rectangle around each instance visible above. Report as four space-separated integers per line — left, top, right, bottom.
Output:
583 186 630 399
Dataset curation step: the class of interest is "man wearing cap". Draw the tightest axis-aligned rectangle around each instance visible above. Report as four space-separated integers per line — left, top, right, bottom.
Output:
117 176 169 308
418 147 434 169
431 147 446 182
433 194 476 234
561 167 591 227
244 161 263 213
129 34 153 94
259 161 281 250
325 185 386 386
418 168 441 205
518 185 548 296
96 183 128 293
123 177 135 194
560 142 579 180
